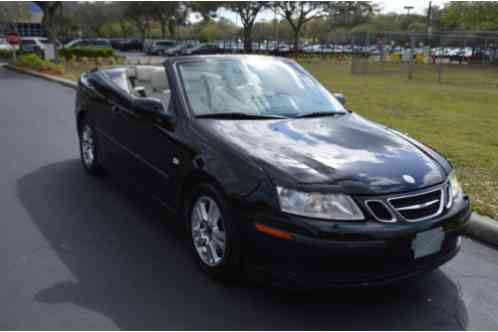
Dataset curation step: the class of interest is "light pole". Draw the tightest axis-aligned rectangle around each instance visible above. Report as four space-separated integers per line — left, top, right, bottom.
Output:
404 6 414 16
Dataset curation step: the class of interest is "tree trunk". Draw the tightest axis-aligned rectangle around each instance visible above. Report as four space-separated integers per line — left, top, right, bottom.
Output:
44 14 59 62
36 2 61 62
168 20 176 39
293 29 300 52
119 21 127 38
136 19 147 44
160 20 166 39
243 26 253 53
141 29 146 43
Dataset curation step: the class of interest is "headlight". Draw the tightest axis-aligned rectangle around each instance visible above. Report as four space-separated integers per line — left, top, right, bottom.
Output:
448 171 463 200
276 187 364 220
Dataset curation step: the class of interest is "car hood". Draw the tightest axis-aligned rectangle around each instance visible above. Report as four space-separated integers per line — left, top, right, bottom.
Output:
199 113 448 195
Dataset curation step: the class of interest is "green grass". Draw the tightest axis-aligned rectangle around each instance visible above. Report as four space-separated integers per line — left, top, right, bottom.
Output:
300 60 498 219
47 60 498 220
61 63 96 81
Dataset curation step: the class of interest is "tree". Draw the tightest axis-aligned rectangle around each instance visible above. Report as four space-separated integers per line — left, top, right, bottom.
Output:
197 17 238 42
272 1 327 51
34 2 62 61
441 2 498 30
78 3 113 37
124 3 155 42
111 2 136 38
149 2 188 39
304 16 328 42
188 2 222 23
325 1 376 28
227 2 267 52
0 2 29 26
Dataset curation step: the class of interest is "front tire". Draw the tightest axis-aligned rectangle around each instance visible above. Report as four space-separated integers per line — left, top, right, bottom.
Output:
78 121 103 176
187 183 241 281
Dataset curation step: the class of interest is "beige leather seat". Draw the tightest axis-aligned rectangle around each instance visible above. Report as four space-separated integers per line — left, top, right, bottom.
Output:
150 68 171 109
136 66 156 82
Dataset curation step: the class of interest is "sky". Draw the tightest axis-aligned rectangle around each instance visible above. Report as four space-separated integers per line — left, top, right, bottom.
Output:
377 0 449 15
218 0 450 26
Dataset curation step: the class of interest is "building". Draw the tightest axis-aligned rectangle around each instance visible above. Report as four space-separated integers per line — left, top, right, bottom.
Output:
0 3 44 37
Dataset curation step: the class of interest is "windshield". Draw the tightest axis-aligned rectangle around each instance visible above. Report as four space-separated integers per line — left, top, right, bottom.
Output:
178 57 346 118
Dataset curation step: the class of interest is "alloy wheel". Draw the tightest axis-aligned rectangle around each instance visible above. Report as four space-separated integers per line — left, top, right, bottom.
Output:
191 196 226 267
81 124 95 167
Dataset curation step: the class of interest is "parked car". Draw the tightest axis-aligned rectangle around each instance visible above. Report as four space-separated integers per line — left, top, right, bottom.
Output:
162 43 195 56
75 55 470 287
118 38 143 52
65 38 112 49
19 37 60 58
0 38 14 51
269 44 292 56
180 43 224 55
144 39 176 55
109 38 124 49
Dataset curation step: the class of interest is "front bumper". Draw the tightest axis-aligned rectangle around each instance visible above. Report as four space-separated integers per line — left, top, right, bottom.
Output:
240 194 471 288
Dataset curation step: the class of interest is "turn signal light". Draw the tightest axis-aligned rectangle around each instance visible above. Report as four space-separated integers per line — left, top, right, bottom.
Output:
254 222 293 240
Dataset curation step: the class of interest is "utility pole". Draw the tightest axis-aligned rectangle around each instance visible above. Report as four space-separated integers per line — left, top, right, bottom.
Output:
426 1 433 36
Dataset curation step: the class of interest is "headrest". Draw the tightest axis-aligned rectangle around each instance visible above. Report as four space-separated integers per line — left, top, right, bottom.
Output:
136 66 156 81
151 68 169 93
126 66 137 78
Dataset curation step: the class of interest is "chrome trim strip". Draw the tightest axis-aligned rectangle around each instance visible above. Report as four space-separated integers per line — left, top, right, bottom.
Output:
365 200 397 223
396 199 440 211
446 183 453 209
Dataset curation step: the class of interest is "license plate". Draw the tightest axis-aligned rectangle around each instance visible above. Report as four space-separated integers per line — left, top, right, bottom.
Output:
412 227 445 259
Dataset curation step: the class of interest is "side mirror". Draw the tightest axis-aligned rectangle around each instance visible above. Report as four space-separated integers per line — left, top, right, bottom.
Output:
334 93 346 105
133 97 175 129
133 97 164 116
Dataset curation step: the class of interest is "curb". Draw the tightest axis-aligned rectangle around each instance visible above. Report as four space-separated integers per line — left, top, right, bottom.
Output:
463 212 498 248
4 64 77 89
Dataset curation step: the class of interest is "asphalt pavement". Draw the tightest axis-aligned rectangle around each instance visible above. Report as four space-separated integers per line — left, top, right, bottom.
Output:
1 65 498 330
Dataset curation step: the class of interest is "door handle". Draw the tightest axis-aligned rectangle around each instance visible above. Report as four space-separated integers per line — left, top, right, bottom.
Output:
111 105 121 114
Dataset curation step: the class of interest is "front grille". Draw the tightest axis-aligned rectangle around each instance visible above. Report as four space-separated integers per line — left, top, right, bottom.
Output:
366 200 395 222
388 188 444 222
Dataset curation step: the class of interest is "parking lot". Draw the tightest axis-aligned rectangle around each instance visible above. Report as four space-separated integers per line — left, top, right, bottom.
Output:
1 63 498 330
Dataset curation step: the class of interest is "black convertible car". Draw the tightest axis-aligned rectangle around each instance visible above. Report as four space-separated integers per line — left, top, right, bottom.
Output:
75 55 470 287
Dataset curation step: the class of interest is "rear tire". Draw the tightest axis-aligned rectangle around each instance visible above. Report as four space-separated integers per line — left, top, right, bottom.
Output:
78 120 104 176
186 183 242 282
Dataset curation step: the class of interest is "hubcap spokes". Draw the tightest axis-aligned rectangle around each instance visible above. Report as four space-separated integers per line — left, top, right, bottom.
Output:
191 196 226 266
81 125 95 166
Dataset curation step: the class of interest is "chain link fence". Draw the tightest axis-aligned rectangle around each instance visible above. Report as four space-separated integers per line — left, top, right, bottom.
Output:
346 31 498 88
181 30 498 88
197 30 498 88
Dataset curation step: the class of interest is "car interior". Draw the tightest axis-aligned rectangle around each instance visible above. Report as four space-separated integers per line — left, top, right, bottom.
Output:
123 66 171 111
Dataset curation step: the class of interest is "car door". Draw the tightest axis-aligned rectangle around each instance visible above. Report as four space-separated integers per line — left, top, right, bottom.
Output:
98 67 188 209
88 70 143 183
126 68 190 208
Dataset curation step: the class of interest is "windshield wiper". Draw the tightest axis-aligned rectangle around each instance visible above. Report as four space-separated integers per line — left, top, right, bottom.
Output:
196 112 287 119
294 111 347 119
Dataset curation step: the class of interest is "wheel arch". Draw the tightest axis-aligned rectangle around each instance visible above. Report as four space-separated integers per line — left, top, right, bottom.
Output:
178 170 228 222
76 110 87 133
